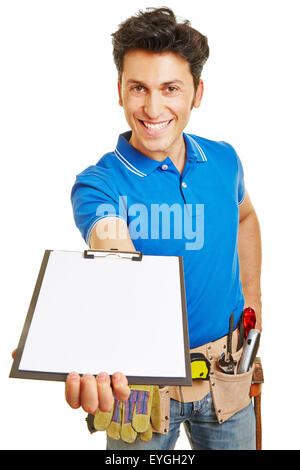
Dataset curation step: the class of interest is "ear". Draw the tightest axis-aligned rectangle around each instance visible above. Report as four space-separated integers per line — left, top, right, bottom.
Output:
118 80 123 107
193 79 204 109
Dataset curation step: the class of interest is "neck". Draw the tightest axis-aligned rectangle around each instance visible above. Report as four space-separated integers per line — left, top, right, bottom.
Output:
172 138 186 174
129 133 186 174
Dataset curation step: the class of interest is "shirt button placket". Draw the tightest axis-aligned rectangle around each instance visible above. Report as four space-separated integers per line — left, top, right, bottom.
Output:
180 181 188 205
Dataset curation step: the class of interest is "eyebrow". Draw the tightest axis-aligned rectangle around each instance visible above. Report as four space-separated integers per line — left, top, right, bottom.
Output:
126 79 185 87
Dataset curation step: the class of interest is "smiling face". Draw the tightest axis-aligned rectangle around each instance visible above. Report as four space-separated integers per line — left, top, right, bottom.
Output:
118 50 204 161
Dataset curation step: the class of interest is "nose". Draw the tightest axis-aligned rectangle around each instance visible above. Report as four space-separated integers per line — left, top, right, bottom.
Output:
144 90 164 119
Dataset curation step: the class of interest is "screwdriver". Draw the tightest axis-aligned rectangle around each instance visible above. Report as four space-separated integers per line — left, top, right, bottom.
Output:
243 307 256 338
218 312 236 374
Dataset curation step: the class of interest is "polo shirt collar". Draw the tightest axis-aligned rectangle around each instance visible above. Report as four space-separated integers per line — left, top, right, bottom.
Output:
184 133 208 163
115 130 207 177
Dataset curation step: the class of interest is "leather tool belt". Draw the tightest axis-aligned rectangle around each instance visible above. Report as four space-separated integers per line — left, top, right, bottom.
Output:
154 328 254 435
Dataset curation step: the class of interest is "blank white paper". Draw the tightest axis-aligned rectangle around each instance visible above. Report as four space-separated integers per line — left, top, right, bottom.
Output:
19 251 187 379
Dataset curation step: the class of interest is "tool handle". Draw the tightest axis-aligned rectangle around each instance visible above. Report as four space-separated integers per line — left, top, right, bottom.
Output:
237 329 261 374
237 311 245 351
227 312 235 355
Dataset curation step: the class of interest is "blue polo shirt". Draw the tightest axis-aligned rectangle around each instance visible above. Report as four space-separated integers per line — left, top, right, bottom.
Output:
71 131 245 348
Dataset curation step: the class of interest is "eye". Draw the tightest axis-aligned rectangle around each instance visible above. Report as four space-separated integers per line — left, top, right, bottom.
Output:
131 85 146 93
166 86 179 95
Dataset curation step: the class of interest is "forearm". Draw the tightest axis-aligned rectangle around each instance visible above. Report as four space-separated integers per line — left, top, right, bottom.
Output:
238 211 262 329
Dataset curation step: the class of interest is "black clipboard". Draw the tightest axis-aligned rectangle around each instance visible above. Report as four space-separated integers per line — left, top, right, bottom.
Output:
10 249 192 386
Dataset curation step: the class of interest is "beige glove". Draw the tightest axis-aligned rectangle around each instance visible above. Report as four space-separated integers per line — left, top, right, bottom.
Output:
93 384 161 443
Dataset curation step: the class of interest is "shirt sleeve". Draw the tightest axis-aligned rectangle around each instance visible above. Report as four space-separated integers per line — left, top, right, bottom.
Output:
236 153 246 206
71 165 128 245
220 141 246 206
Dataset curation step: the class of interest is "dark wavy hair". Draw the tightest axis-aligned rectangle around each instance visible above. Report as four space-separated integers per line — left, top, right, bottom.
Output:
112 7 209 90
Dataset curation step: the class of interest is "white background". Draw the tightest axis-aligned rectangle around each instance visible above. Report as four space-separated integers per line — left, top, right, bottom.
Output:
1 0 299 450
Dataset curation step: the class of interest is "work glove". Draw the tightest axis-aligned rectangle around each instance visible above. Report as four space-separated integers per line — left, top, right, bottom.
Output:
93 385 161 443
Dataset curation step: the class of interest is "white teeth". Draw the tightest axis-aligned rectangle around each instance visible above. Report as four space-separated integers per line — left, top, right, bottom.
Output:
143 120 170 129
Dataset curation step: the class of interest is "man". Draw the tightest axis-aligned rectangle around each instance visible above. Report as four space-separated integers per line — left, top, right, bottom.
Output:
67 7 262 450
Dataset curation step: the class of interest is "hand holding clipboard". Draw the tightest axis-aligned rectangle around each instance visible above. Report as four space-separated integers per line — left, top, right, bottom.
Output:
65 370 130 414
10 248 191 419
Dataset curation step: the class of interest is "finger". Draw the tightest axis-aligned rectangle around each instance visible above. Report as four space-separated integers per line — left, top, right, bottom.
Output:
80 374 98 414
96 372 114 412
12 349 17 359
65 372 81 409
111 372 130 402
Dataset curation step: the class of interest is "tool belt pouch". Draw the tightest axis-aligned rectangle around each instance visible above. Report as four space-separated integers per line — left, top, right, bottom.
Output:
210 348 254 424
151 386 171 435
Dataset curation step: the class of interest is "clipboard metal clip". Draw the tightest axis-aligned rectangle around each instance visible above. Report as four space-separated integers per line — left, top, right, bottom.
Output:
83 249 143 261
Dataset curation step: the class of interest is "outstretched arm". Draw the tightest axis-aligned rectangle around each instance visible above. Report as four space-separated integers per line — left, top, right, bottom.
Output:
65 217 135 414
